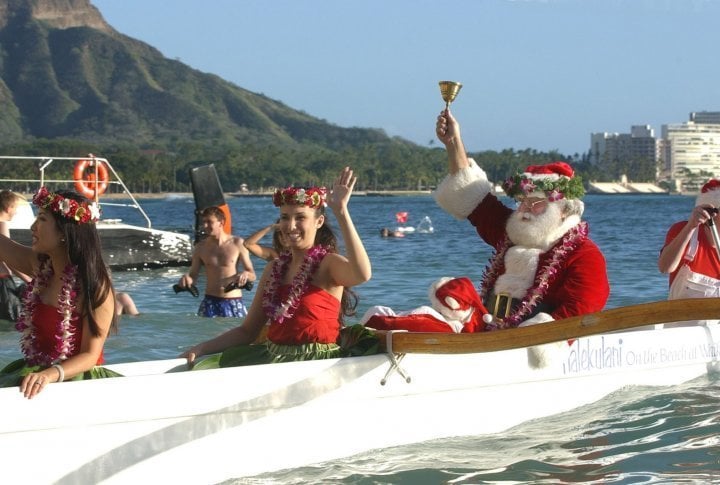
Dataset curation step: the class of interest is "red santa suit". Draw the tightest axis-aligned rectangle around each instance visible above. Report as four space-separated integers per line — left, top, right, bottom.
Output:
664 179 720 299
361 276 489 333
434 160 609 329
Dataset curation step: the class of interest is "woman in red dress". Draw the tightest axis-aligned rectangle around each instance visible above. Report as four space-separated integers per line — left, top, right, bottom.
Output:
0 187 118 398
182 166 373 367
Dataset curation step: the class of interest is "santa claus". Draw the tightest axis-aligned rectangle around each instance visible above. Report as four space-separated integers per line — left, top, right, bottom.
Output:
434 110 609 329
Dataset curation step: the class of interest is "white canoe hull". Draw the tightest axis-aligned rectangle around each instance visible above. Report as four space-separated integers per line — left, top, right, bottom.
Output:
1 323 719 484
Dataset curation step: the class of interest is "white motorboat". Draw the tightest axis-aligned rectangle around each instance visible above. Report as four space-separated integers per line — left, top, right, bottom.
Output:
0 155 192 270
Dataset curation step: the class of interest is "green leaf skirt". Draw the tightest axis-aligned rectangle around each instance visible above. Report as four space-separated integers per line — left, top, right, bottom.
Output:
194 323 381 370
0 358 123 388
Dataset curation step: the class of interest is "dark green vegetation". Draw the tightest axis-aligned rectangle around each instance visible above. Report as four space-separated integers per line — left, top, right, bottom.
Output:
0 0 651 193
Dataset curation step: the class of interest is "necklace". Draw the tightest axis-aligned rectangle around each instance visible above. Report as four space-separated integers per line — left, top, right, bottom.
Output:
15 259 80 366
481 222 589 329
262 245 328 324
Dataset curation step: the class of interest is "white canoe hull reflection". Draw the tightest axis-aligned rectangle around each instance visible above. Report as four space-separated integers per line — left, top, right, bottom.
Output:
1 323 719 484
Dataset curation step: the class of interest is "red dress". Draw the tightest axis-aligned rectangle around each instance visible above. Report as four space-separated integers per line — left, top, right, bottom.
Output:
267 284 341 345
33 302 104 365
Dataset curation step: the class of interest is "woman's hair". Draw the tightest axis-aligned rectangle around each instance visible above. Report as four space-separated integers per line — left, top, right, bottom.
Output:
312 207 358 322
47 190 118 336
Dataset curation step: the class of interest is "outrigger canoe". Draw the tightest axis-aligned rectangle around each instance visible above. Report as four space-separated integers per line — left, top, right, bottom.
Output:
1 298 719 484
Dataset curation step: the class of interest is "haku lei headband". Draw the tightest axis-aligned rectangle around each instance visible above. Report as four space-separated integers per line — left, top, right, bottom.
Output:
502 162 585 201
32 186 101 224
273 186 327 209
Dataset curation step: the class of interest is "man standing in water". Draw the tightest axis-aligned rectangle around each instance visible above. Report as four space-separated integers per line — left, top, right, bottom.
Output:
177 206 256 317
434 110 609 328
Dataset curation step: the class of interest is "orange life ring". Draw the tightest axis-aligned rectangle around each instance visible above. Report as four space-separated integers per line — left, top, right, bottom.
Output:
73 159 109 199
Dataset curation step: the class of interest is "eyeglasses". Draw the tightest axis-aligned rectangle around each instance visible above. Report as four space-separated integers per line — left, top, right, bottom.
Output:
515 198 547 214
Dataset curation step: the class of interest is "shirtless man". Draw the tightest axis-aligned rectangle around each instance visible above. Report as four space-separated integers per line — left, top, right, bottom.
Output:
177 206 256 317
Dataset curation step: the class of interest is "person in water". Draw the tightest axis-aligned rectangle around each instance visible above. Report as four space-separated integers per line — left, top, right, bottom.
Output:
0 187 119 398
177 206 256 318
181 166 372 367
434 109 609 328
244 220 286 261
0 190 31 321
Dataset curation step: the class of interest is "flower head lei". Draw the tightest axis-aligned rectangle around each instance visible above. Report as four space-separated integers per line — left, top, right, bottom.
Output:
480 222 589 330
273 186 327 209
262 245 329 323
15 259 81 366
502 162 585 202
32 186 101 224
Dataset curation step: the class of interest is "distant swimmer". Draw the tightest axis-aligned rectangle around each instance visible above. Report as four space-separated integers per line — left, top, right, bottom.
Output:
380 228 405 238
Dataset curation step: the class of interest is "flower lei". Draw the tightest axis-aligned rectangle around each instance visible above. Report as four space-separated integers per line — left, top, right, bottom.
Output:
262 245 329 323
272 186 327 209
15 259 81 366
480 222 589 330
33 186 101 224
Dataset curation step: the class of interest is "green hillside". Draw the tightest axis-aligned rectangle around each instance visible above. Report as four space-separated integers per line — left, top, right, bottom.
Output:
0 0 593 191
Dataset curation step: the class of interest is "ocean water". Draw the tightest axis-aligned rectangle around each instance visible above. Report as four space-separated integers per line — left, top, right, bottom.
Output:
2 193 719 483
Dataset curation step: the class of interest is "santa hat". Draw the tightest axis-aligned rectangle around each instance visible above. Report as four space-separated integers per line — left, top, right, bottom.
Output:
696 179 720 207
502 161 585 201
428 277 489 331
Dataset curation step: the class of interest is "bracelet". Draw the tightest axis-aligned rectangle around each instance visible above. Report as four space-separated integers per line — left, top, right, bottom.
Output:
52 363 64 383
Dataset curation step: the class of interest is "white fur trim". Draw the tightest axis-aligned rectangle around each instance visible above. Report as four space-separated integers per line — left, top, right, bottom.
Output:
427 277 453 311
434 158 493 219
518 312 561 369
524 173 569 183
696 190 720 207
518 312 554 327
526 341 565 369
495 247 541 298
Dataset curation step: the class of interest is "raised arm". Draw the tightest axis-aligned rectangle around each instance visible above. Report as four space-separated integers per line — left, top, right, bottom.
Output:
436 109 470 174
243 224 279 261
0 231 36 277
658 207 712 273
325 167 371 287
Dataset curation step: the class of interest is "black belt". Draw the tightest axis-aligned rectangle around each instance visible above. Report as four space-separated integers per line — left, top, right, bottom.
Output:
485 292 518 319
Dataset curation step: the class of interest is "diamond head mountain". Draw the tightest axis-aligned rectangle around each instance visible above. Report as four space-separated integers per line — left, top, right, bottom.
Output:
0 0 579 191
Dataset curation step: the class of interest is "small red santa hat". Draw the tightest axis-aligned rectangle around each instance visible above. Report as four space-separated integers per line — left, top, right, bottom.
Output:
696 179 720 207
524 162 575 180
428 277 488 325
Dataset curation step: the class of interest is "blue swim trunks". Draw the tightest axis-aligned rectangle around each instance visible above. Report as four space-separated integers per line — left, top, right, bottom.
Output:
198 295 248 318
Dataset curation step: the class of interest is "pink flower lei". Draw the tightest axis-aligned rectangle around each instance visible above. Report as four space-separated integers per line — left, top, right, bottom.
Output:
480 222 589 330
15 259 81 366
262 245 329 323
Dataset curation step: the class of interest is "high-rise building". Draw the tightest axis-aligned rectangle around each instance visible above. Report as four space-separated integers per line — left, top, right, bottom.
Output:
589 125 658 165
660 114 720 191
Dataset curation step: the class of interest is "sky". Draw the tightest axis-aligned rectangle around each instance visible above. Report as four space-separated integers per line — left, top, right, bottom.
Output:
91 0 720 156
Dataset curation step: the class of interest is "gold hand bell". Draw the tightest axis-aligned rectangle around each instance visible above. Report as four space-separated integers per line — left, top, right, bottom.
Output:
439 81 462 110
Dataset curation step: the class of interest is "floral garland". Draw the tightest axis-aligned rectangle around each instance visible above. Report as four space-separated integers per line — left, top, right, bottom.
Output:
15 259 80 366
272 187 327 209
262 245 329 323
502 172 585 201
480 222 589 330
33 186 101 223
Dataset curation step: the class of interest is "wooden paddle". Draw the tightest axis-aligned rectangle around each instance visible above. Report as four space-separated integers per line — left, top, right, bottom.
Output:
377 298 720 354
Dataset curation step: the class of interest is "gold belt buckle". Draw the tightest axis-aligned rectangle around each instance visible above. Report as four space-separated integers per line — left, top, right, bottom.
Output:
493 292 512 318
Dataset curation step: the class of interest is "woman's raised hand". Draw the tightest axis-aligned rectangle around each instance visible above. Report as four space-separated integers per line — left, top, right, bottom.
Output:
327 166 357 213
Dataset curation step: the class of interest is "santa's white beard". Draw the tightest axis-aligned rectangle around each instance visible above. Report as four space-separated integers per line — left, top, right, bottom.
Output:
506 202 568 251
